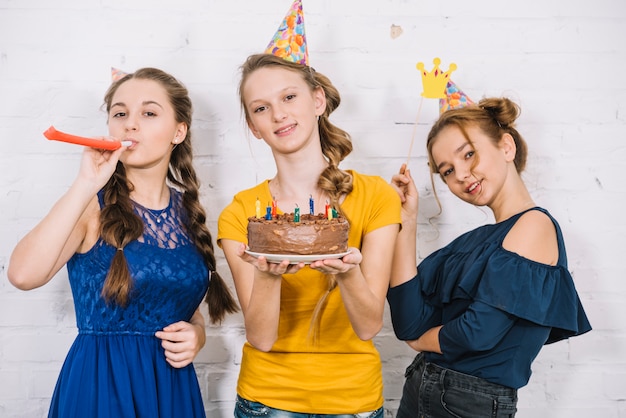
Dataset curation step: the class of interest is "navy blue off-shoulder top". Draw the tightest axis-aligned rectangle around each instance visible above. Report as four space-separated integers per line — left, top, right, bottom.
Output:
387 207 591 389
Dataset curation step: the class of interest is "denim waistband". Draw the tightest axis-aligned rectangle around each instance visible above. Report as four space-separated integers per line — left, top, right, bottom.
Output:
422 357 517 398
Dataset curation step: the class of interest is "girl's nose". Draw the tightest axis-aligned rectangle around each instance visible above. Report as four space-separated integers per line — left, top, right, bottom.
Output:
124 114 139 131
454 165 471 182
272 105 287 122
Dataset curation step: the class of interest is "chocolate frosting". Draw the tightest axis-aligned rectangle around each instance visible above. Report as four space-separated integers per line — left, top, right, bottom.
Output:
247 213 349 255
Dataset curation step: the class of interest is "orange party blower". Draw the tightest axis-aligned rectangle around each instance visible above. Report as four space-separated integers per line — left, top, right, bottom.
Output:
44 126 129 150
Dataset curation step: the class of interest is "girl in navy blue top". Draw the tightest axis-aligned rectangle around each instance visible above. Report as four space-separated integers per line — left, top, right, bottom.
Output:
388 97 591 418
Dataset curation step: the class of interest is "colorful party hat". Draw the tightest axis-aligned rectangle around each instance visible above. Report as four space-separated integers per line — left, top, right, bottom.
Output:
111 67 129 82
416 58 457 99
264 0 309 65
439 80 474 114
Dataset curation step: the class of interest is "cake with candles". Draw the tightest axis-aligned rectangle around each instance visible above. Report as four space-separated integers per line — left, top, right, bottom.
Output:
247 212 349 256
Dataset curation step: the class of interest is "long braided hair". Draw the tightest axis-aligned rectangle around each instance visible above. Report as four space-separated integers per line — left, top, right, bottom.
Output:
238 54 354 341
101 67 238 323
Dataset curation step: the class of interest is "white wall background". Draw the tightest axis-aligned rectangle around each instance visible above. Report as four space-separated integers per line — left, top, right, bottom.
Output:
0 0 624 417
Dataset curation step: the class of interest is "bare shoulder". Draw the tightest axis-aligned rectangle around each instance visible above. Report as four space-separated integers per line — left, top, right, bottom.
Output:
502 210 558 266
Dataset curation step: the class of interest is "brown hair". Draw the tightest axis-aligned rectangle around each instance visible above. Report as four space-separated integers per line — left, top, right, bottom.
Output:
425 97 528 214
100 67 238 323
238 54 354 216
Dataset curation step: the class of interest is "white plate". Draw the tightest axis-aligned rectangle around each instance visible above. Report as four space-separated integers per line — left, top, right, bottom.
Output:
244 250 351 264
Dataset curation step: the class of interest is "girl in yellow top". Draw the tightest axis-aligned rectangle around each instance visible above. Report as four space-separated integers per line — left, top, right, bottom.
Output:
218 53 401 417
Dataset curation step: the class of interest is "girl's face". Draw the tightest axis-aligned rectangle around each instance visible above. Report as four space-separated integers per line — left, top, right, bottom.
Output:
430 125 513 207
108 78 186 170
242 66 326 155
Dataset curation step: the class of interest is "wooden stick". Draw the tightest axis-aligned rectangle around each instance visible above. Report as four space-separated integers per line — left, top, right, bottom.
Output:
405 96 424 166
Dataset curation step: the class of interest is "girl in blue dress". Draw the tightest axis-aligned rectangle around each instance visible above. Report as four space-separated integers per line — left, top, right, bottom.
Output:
8 68 238 417
388 97 591 418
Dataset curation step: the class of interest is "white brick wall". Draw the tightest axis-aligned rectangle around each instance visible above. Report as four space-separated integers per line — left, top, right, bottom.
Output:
0 0 623 417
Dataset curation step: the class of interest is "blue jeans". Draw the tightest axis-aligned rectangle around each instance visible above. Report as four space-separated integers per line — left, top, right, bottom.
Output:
234 395 384 418
396 353 518 418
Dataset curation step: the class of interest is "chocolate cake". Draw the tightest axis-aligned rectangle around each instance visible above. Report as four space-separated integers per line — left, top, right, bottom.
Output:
247 213 349 255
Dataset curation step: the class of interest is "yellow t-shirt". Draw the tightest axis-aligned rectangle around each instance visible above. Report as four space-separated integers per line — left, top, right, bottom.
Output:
218 170 401 414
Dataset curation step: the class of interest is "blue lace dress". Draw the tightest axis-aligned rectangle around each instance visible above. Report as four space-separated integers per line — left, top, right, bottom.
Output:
48 189 209 418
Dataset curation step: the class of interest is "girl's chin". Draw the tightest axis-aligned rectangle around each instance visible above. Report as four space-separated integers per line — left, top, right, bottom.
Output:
460 194 487 207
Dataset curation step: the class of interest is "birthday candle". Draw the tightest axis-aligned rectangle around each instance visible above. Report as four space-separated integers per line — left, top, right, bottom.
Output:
255 197 261 218
271 196 277 218
324 201 330 219
265 204 272 220
332 208 337 219
294 205 300 222
309 195 314 215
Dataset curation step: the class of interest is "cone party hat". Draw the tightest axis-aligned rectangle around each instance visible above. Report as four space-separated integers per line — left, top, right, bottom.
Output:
439 80 474 113
111 67 129 82
264 0 309 65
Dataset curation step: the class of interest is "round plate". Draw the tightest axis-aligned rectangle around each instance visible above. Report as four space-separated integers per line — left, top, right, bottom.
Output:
244 250 351 264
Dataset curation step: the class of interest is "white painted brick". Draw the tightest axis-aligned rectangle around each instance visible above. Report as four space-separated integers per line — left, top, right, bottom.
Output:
1 0 624 416
194 335 231 364
570 334 626 365
604 372 626 401
3 333 75 363
0 369 26 400
30 368 61 399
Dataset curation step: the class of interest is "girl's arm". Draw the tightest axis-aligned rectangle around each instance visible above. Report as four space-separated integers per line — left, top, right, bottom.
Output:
407 326 443 353
409 302 516 356
221 239 304 352
387 277 441 343
8 145 125 289
324 223 400 341
390 165 419 287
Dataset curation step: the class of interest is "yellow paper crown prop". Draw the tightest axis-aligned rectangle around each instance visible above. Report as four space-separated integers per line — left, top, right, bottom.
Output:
416 58 457 99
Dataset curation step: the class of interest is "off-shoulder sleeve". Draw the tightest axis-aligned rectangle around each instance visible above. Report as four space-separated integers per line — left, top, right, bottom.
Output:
462 247 591 343
410 239 590 345
387 276 442 340
392 211 591 348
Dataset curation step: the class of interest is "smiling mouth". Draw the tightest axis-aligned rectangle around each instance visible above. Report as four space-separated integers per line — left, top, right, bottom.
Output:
275 124 296 135
467 181 480 193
